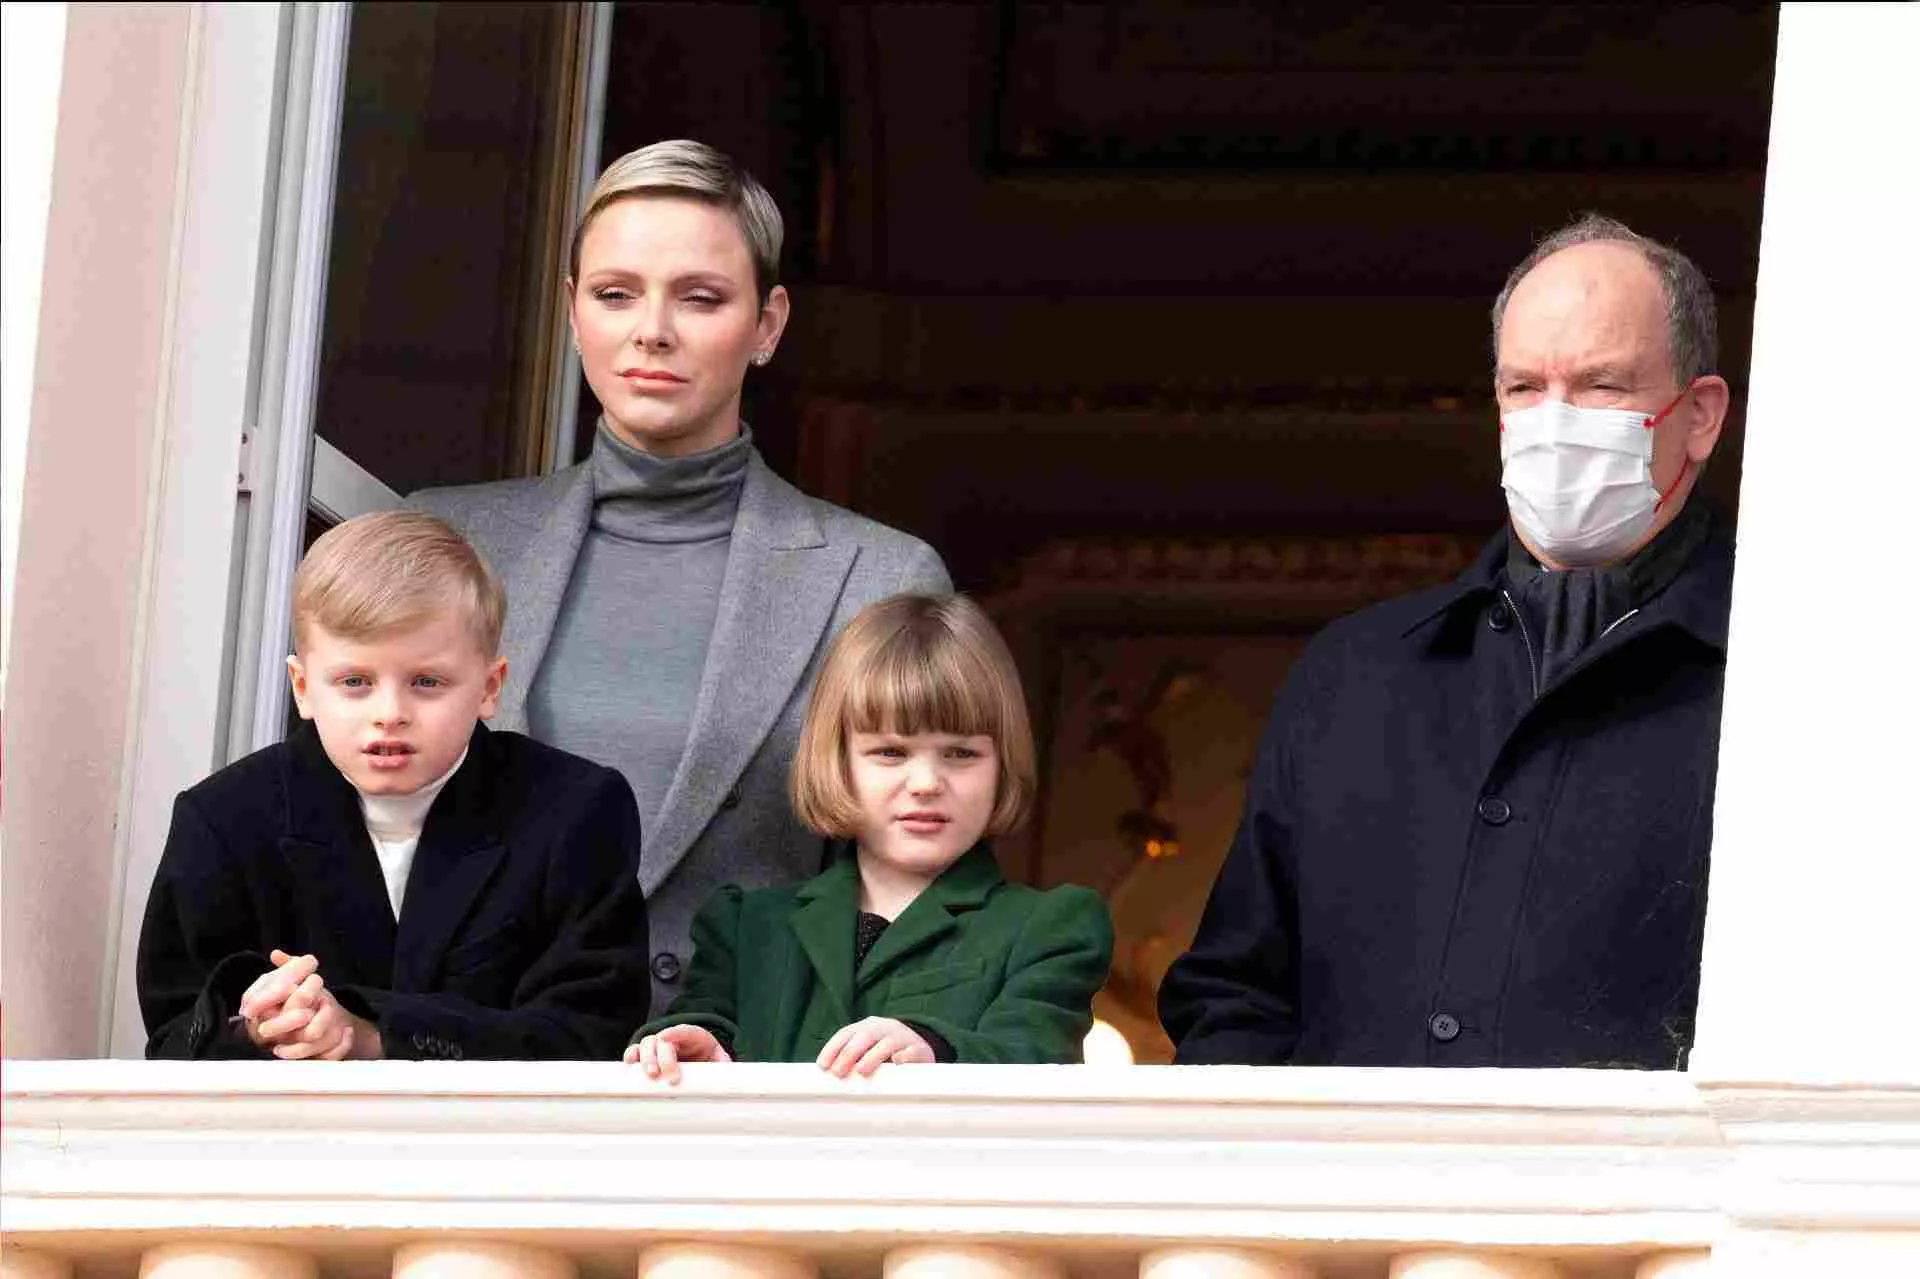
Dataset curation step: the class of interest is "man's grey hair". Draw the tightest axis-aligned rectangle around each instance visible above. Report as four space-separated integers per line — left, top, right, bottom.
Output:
569 139 784 300
1491 213 1718 385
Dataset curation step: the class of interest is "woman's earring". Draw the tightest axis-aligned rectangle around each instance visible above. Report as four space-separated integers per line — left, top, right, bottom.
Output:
751 350 773 367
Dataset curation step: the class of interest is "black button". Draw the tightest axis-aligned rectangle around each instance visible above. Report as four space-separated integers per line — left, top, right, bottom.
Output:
1429 1012 1462 1042
651 951 683 983
721 786 742 811
1487 602 1512 632
449 1044 465 1061
1477 795 1512 826
412 1031 429 1052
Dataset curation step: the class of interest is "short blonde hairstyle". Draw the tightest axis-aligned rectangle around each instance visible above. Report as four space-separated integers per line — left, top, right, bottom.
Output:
291 511 506 658
569 139 784 300
792 594 1037 839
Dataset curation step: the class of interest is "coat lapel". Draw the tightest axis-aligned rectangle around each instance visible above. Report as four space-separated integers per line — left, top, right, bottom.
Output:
277 724 397 982
856 845 1002 990
495 464 594 732
390 725 508 992
640 452 855 893
786 854 861 1028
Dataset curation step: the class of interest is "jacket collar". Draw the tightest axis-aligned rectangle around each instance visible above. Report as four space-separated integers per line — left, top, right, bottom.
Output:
641 449 854 894
279 721 508 991
788 842 1005 1012
1401 513 1733 656
484 429 857 892
1399 529 1508 639
493 465 596 732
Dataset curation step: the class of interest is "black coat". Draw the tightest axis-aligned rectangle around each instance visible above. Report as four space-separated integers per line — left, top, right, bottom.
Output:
1159 527 1733 1068
137 721 650 1060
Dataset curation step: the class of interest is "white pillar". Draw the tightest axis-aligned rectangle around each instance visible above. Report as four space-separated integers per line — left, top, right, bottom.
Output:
1689 1 1920 1085
0 1244 73 1279
885 1245 1067 1279
1141 1247 1320 1278
1686 12 1920 1269
1388 1253 1564 1279
140 1243 318 1279
637 1243 818 1279
392 1241 576 1279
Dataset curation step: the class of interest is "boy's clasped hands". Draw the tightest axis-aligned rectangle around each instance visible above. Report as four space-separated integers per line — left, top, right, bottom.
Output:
626 1016 936 1084
236 949 380 1060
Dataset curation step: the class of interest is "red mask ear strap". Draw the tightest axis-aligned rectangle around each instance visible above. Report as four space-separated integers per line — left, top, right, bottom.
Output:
1643 381 1695 430
1656 459 1691 509
1648 381 1697 508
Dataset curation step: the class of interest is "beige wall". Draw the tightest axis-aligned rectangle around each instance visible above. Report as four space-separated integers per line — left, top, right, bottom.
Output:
1 4 194 1058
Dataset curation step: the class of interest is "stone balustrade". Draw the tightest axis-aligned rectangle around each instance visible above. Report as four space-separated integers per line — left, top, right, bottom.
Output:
3 1062 1915 1277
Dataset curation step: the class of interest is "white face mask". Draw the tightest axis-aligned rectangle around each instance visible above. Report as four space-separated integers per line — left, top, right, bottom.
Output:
1499 391 1687 568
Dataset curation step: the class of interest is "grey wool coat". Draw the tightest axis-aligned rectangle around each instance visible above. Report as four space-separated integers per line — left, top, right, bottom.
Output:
410 444 950 1017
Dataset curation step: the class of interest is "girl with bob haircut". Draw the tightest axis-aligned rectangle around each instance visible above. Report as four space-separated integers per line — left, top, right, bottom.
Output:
626 594 1112 1081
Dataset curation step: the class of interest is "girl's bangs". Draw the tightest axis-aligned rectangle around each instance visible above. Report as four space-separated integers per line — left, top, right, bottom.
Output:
843 637 999 739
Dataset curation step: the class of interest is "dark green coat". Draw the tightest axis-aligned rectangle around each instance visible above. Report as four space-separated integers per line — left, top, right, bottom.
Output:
633 846 1113 1063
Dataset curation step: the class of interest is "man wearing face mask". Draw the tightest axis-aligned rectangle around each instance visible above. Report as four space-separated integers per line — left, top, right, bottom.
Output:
1158 213 1734 1068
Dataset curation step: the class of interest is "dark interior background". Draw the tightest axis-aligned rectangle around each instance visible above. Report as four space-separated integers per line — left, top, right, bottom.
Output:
593 0 1775 592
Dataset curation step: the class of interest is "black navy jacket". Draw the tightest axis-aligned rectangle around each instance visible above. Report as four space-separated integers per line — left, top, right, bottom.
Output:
137 721 650 1060
1159 526 1733 1068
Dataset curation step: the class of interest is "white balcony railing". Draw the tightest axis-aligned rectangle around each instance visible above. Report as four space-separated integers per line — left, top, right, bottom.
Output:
4 1062 1916 1277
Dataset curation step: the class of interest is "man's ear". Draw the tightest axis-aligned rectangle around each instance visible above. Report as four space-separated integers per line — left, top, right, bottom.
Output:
477 656 508 720
285 655 316 721
1685 374 1731 465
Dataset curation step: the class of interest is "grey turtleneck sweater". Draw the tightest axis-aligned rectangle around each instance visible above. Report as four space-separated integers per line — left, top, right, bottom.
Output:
527 422 752 836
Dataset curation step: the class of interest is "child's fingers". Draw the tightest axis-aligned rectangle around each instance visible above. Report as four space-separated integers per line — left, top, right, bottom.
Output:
825 1026 880 1078
269 948 294 967
815 1024 854 1071
295 992 344 1043
283 971 326 1012
237 970 289 1019
889 1027 935 1065
280 996 352 1060
323 1024 356 1061
853 1034 898 1077
655 1037 682 1085
239 953 318 1018
621 1042 644 1065
661 1025 723 1061
254 1000 317 1042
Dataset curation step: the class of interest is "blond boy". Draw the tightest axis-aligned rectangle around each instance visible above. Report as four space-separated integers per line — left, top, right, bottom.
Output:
137 512 650 1060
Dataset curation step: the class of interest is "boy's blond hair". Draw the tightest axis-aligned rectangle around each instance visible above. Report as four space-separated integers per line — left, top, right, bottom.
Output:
791 594 1036 839
291 511 506 657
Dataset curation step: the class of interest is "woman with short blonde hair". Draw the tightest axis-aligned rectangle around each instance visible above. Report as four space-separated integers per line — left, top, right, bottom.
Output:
412 141 951 1014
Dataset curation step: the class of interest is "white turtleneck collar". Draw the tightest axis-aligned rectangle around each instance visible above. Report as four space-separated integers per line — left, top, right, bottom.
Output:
356 747 467 919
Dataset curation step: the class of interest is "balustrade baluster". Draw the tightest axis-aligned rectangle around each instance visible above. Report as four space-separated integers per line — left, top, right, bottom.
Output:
0 1244 73 1279
1389 1252 1566 1279
392 1241 576 1279
1141 1245 1320 1277
139 1242 318 1279
638 1242 819 1277
885 1244 1067 1278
